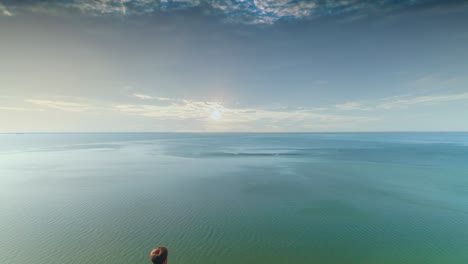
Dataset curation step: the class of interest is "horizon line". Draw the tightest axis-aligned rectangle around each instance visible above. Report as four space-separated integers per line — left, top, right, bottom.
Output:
1 131 468 134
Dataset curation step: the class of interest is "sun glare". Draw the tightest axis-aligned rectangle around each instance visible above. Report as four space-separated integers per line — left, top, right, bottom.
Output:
210 110 222 120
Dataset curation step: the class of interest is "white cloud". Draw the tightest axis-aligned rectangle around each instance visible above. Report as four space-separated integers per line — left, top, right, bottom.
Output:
133 93 154 100
212 0 318 24
114 95 376 132
377 93 468 109
10 91 467 132
408 74 460 90
2 0 467 24
0 4 13 16
133 93 173 101
333 93 468 111
0 0 317 23
74 0 126 15
335 101 369 111
0 106 29 111
25 99 90 112
253 0 316 18
114 99 227 120
122 91 468 130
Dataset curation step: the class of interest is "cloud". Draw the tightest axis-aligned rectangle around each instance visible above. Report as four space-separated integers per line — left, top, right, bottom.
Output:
211 0 318 24
133 93 174 101
0 106 29 111
114 99 228 120
334 92 468 111
114 95 376 132
71 0 159 15
8 91 467 131
25 99 91 112
407 74 460 90
3 0 467 24
0 3 13 16
122 91 468 127
133 93 156 100
335 101 370 111
376 93 468 110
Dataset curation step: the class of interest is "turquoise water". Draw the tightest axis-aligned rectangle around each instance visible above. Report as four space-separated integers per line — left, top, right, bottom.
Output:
1 133 468 264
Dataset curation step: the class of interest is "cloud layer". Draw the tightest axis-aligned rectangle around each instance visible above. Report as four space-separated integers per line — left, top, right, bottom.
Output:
2 91 467 132
2 0 467 24
335 93 468 111
112 93 377 131
0 3 13 16
24 99 91 112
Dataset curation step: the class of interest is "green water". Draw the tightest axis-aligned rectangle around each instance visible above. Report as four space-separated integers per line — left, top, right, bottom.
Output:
1 133 468 263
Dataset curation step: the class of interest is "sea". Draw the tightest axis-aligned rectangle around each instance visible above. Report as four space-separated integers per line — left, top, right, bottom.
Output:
1 132 468 264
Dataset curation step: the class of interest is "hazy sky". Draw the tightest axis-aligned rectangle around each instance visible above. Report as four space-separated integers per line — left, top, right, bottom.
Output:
1 0 467 132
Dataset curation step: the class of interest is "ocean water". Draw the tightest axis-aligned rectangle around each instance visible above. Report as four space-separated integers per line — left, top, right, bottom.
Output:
1 132 468 264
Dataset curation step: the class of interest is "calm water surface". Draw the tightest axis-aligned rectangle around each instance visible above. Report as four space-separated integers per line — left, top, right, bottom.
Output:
1 133 468 264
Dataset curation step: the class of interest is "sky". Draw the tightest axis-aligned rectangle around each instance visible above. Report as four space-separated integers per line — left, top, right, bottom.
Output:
0 0 467 132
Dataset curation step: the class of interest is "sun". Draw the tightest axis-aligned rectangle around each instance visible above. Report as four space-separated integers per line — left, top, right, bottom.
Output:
210 110 222 120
